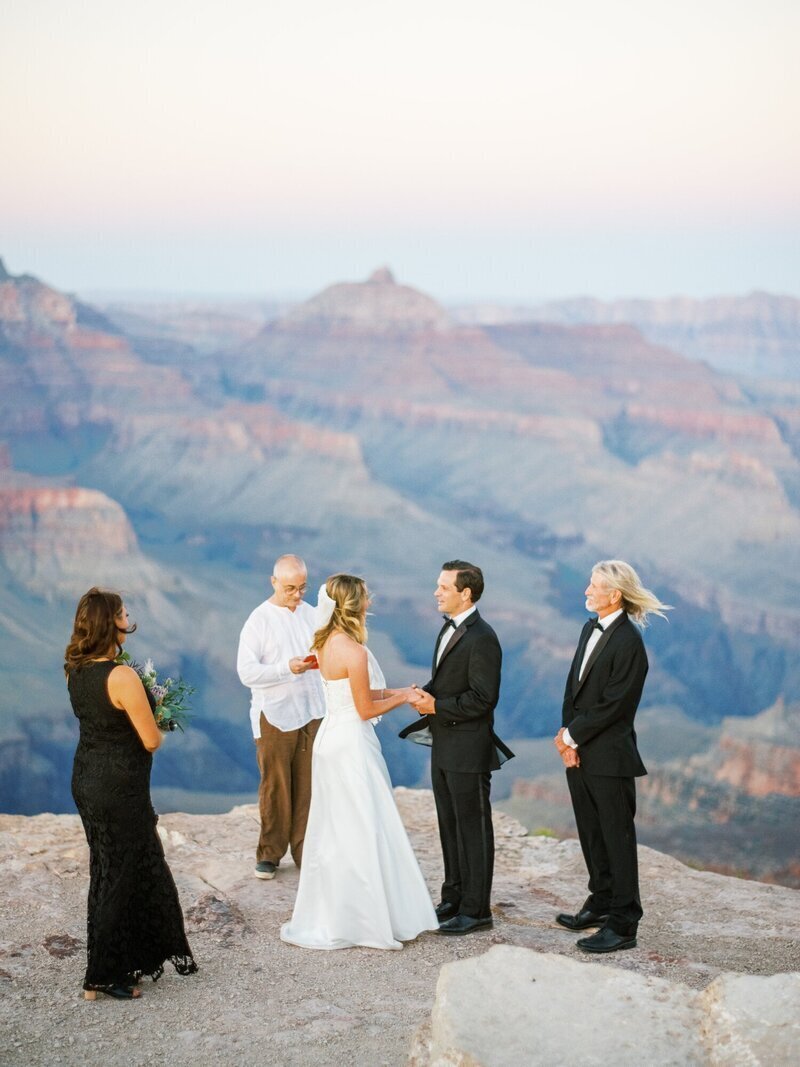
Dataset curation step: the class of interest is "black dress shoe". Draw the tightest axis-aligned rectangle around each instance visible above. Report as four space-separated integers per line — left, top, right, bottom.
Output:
555 908 609 931
437 914 493 935
576 926 637 953
435 901 459 921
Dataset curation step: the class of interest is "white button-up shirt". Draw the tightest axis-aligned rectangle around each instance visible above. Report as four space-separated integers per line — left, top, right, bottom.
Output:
236 599 325 737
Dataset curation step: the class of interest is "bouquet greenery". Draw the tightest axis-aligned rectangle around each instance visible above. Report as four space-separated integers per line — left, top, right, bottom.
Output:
116 650 192 732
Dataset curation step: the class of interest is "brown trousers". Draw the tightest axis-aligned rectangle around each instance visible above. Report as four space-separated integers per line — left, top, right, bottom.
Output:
254 714 321 867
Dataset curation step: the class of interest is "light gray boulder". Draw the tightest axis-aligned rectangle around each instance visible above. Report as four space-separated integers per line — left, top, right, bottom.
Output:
698 971 800 1065
411 946 800 1067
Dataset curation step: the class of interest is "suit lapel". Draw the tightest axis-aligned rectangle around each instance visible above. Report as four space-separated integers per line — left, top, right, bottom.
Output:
571 621 594 693
573 612 627 696
433 611 478 676
431 619 452 676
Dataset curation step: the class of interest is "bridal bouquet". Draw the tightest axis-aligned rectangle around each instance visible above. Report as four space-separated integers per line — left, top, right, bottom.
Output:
116 650 193 732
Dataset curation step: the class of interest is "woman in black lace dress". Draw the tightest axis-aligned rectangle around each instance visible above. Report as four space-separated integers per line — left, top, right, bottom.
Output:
66 587 197 1000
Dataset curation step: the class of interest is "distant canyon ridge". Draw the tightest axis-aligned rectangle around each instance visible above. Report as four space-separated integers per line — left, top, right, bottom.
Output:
1 258 798 884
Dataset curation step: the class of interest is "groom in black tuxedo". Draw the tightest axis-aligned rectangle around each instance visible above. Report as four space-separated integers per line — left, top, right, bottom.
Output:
400 561 512 935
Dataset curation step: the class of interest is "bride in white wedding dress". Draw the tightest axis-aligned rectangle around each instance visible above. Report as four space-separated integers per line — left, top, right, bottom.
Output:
280 575 438 950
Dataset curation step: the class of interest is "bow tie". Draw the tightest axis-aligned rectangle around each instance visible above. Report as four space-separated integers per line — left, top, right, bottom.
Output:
444 618 457 629
590 620 604 633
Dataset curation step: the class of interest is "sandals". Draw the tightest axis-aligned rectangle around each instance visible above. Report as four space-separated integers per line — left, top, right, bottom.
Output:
84 984 141 1000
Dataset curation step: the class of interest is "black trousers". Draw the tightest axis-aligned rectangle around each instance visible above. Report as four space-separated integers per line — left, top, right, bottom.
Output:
566 767 643 934
431 765 494 919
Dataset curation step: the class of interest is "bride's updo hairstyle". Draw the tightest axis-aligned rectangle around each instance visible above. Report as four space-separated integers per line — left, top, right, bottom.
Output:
311 574 369 651
64 587 136 674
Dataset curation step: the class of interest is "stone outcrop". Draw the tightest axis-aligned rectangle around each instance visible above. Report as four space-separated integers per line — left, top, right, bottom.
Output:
0 475 139 587
0 260 193 428
280 266 452 334
0 269 75 330
244 318 513 401
639 699 800 887
623 404 784 445
1 790 798 1066
109 401 362 463
260 379 602 446
486 320 737 407
713 699 800 798
409 946 800 1067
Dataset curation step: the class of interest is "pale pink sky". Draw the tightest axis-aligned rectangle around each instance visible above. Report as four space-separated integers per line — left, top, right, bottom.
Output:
1 0 798 300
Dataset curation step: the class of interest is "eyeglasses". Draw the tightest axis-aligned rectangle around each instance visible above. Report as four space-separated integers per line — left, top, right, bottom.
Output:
275 581 307 594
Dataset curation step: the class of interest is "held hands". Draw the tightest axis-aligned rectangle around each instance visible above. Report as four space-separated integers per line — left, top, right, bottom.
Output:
392 686 420 706
554 727 580 768
408 685 436 715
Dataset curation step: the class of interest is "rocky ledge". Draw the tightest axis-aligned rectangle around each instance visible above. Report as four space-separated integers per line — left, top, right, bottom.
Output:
1 790 797 1066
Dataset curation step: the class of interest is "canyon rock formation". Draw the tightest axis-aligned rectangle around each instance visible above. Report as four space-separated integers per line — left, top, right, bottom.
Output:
1 259 798 893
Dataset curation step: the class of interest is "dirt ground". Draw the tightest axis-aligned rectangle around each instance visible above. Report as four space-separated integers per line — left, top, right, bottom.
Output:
1 790 798 1066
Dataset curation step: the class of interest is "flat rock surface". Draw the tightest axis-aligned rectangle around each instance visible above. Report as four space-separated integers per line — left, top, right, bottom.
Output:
411 947 800 1067
1 789 798 1066
418 947 703 1067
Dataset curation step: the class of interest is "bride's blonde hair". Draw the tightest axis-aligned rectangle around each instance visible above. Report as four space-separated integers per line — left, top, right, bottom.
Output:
311 574 369 651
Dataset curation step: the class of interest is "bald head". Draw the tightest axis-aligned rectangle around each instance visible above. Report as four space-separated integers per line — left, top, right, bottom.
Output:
273 554 306 579
270 555 308 611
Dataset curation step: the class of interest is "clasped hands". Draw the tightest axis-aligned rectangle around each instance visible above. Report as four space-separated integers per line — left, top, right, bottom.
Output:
554 727 580 768
407 685 435 715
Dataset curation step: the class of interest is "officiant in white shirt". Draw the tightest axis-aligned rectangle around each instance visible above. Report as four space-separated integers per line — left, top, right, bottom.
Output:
237 554 325 880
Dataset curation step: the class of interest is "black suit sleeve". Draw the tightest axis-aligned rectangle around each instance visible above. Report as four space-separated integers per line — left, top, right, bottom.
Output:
433 634 502 724
567 638 648 746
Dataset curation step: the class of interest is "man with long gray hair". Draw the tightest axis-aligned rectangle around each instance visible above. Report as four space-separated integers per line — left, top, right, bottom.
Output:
554 560 670 953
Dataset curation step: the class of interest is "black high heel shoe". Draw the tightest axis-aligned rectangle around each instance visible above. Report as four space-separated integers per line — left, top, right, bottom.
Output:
84 984 141 1000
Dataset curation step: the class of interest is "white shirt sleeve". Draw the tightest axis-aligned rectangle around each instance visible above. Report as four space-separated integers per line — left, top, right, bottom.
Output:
236 613 293 689
562 727 578 749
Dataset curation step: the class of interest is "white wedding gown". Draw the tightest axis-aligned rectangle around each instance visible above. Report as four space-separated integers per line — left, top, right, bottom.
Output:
280 661 438 950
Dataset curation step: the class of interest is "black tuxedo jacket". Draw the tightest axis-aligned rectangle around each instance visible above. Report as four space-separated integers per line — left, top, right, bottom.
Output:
562 612 648 778
399 610 512 773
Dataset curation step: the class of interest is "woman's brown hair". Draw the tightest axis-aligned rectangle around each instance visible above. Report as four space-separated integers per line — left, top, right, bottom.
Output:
64 587 136 674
